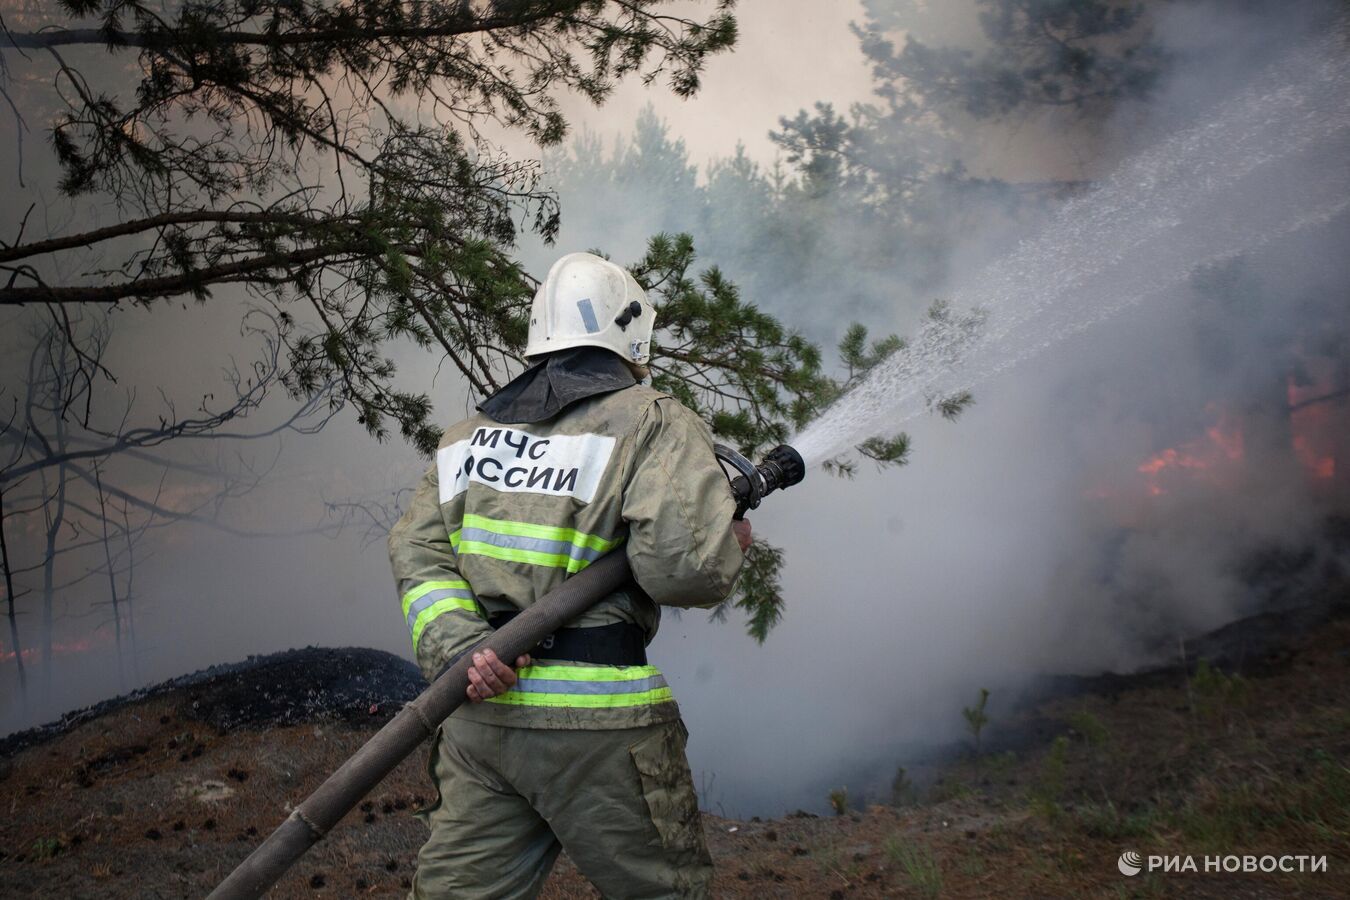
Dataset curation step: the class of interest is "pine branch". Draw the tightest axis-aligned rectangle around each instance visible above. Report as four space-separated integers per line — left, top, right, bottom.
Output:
0 245 343 304
0 209 339 263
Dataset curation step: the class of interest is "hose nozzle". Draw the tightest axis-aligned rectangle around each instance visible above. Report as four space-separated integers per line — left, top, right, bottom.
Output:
714 443 806 519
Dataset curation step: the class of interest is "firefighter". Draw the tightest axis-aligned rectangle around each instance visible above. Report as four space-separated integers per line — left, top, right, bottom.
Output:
388 251 751 898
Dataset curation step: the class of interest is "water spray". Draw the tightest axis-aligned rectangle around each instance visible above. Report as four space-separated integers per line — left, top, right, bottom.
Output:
209 444 806 899
790 30 1350 465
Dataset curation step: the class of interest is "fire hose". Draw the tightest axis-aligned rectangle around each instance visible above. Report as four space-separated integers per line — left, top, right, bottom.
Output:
208 443 805 899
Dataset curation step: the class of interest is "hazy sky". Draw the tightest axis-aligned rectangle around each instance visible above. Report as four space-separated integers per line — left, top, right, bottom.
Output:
528 0 1105 187
554 1 877 165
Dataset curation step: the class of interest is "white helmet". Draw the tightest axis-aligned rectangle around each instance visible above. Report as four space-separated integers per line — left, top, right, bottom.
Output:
524 252 655 365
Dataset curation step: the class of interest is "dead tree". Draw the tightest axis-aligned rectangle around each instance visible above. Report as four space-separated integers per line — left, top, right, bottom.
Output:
0 307 343 702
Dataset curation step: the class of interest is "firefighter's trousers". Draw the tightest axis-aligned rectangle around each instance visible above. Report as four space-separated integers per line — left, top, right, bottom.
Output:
410 716 714 899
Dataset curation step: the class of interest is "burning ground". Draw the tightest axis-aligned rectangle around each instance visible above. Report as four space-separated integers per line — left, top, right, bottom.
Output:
2 580 1348 899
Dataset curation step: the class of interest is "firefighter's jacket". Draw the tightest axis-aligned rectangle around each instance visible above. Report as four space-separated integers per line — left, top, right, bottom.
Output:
387 381 744 729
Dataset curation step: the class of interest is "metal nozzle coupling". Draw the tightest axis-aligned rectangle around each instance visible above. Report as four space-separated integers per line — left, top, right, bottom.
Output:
757 444 806 494
714 443 807 519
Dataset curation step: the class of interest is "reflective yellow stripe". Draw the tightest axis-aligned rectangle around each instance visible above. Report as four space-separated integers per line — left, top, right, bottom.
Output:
483 664 673 709
483 687 674 708
400 579 480 654
461 514 620 553
400 579 472 617
410 597 478 652
455 539 594 573
513 664 661 681
450 516 622 572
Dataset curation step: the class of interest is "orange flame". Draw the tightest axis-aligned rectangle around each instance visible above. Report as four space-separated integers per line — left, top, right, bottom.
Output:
1287 371 1337 481
1136 405 1245 497
1 632 106 664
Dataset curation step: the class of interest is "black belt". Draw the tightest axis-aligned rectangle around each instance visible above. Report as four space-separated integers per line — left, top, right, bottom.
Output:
487 612 647 667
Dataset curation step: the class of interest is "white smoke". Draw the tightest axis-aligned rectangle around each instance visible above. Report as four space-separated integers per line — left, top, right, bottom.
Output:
3 0 1348 821
524 1 1350 813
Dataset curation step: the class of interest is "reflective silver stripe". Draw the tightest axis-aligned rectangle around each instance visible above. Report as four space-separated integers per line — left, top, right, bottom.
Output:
405 587 477 633
512 675 669 695
576 297 600 333
458 527 608 564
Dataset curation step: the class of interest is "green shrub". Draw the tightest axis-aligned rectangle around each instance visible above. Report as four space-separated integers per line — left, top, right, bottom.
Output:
963 688 991 755
1066 709 1109 748
885 836 943 899
1076 801 1160 840
30 836 61 860
1031 735 1071 821
891 766 918 806
1189 658 1249 722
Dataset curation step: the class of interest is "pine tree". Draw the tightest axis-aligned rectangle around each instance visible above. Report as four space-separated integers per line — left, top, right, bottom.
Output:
0 2 927 641
0 1 738 454
860 0 1163 122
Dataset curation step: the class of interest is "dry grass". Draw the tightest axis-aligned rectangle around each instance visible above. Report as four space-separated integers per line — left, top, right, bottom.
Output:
2 617 1348 898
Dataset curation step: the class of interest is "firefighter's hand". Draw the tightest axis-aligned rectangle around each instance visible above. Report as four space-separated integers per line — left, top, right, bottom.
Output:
732 518 752 553
466 648 531 703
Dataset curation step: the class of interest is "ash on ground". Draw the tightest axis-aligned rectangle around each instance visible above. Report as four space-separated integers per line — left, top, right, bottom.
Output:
1 647 424 758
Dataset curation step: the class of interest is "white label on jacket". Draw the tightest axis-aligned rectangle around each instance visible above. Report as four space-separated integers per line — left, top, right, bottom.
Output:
437 427 616 504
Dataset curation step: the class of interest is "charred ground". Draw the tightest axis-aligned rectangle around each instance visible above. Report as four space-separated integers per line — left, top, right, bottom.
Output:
1 598 1348 899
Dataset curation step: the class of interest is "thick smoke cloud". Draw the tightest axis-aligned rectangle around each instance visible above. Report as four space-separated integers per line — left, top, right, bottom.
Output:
3 1 1348 820
518 0 1350 812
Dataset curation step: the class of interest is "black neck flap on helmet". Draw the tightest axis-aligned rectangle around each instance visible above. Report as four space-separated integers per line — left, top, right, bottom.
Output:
477 346 636 425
